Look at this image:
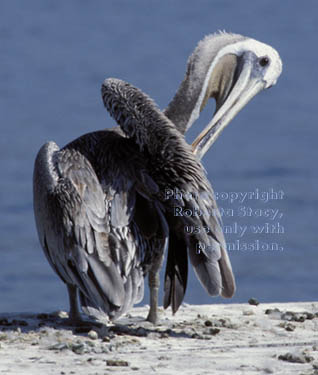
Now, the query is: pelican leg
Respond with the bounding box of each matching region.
[146,249,165,324]
[64,284,103,328]
[67,284,82,322]
[146,269,160,324]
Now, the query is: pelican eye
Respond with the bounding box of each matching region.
[259,56,270,67]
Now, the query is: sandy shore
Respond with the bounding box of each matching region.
[0,302,317,375]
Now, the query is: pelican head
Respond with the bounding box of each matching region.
[165,32,282,160]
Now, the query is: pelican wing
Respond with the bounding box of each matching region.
[33,142,128,315]
[34,135,169,319]
[101,79,235,314]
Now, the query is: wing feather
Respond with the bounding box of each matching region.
[34,137,168,320]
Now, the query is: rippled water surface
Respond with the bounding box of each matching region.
[0,1,317,313]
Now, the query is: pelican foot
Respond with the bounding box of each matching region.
[146,308,158,325]
[58,311,104,330]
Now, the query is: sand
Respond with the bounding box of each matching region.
[0,302,317,375]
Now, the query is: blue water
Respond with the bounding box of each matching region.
[0,1,317,313]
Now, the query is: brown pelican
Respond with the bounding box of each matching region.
[33,32,282,324]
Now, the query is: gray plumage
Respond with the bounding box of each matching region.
[102,78,235,311]
[33,31,282,323]
[34,129,171,321]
